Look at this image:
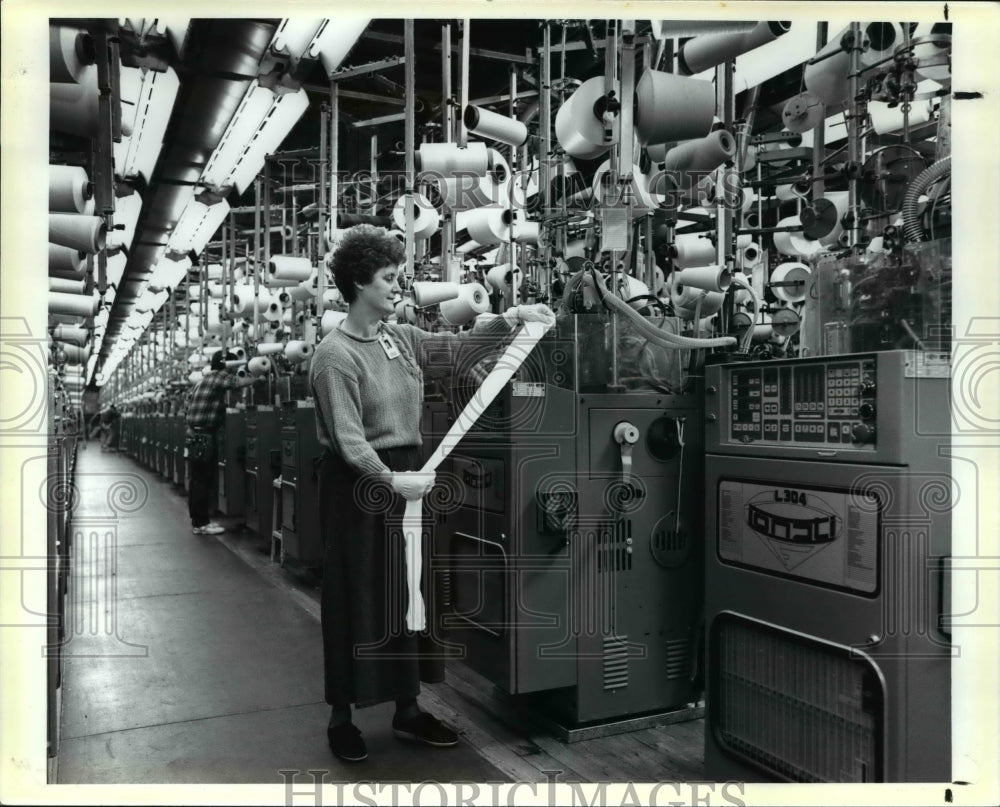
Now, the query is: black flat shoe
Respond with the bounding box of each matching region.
[327,722,368,762]
[392,712,459,747]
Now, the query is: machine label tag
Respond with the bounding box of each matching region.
[512,381,545,397]
[906,350,951,378]
[719,480,880,593]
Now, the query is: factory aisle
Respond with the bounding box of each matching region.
[55,444,510,784]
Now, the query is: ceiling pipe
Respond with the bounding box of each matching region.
[100,19,280,365]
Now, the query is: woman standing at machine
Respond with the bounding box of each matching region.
[310,224,555,762]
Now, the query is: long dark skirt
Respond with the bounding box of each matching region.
[319,446,445,708]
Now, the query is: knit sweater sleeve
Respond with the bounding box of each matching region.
[391,314,513,370]
[311,364,391,478]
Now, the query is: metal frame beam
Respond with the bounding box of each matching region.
[362,29,533,64]
[328,56,405,82]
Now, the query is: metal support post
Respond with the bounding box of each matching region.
[404,20,416,280]
[317,100,329,322]
[846,22,864,250]
[441,24,455,281]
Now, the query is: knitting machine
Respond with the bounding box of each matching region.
[169,410,185,487]
[702,351,952,782]
[242,405,282,541]
[428,313,706,734]
[277,399,324,565]
[213,408,246,518]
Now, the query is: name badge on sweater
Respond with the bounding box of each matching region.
[378,332,401,359]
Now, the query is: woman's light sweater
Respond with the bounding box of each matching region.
[309,318,510,477]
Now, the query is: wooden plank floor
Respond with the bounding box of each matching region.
[432,662,704,783]
[220,528,705,784]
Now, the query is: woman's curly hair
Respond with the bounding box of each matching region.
[328,225,405,303]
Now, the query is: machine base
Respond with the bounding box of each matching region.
[493,686,704,743]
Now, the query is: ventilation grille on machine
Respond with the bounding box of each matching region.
[654,527,686,553]
[651,514,691,568]
[603,635,629,690]
[665,636,690,680]
[712,616,883,782]
[597,520,633,573]
[440,568,452,609]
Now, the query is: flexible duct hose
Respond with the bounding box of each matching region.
[902,156,951,243]
[589,267,738,349]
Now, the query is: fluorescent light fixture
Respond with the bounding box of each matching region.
[308,18,370,75]
[106,251,128,287]
[148,254,192,291]
[200,81,310,195]
[167,197,231,255]
[135,288,169,313]
[128,309,155,329]
[270,19,326,61]
[116,66,180,181]
[108,191,143,250]
[261,19,370,89]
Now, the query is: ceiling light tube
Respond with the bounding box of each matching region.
[116,66,180,181]
[167,197,231,255]
[200,81,310,195]
[148,254,192,290]
[106,251,128,287]
[308,18,370,75]
[108,192,143,250]
[270,19,325,61]
[135,288,169,313]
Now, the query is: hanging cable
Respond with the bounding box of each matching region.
[674,417,686,533]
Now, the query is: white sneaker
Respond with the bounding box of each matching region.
[193,524,225,535]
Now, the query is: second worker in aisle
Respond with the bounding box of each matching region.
[184,350,265,535]
[310,224,556,763]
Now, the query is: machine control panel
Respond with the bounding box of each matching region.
[728,357,877,448]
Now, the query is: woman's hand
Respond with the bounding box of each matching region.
[390,470,436,501]
[503,303,557,330]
